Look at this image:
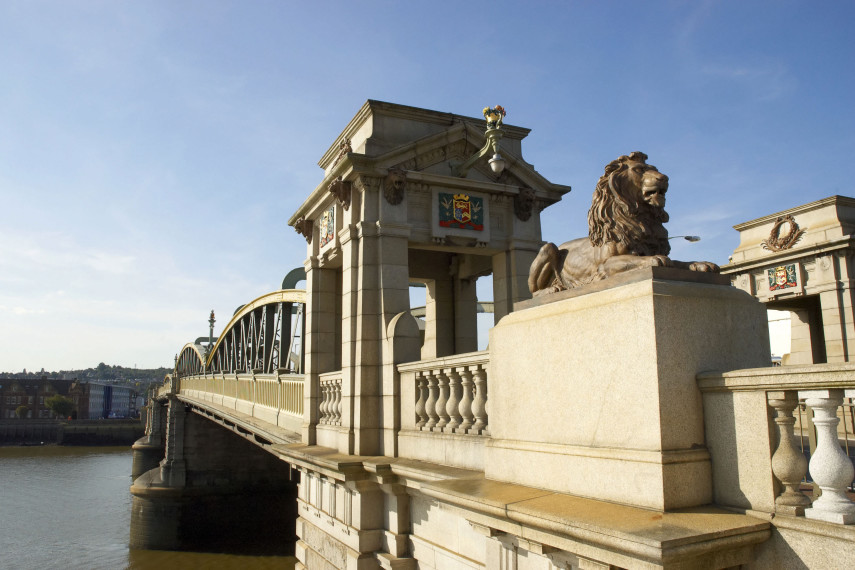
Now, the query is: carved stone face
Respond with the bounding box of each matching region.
[625,159,668,208]
[514,188,536,221]
[384,168,406,205]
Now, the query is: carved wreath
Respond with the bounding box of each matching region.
[761,215,805,252]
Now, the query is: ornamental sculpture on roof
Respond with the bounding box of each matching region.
[528,151,719,295]
[761,214,805,252]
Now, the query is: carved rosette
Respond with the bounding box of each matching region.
[383,167,407,205]
[294,217,313,243]
[328,177,352,211]
[514,188,536,221]
[762,215,805,252]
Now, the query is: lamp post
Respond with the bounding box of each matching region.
[452,105,506,177]
[669,235,701,242]
[206,310,215,356]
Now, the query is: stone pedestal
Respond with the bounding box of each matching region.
[485,268,771,511]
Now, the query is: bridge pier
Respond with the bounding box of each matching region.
[131,395,166,479]
[130,399,299,555]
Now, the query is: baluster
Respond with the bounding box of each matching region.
[803,390,855,524]
[436,369,450,429]
[768,391,811,515]
[446,368,462,431]
[415,373,428,429]
[425,371,439,430]
[471,365,488,434]
[458,367,474,432]
[334,381,342,425]
[320,381,329,424]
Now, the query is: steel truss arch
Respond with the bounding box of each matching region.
[177,343,207,377]
[207,289,306,376]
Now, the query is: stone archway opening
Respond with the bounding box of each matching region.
[766,295,827,365]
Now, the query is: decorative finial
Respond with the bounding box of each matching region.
[483,105,506,129]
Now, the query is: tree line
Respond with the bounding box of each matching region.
[1,362,171,382]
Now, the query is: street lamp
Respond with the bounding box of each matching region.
[452,105,506,177]
[669,235,701,242]
[207,310,216,354]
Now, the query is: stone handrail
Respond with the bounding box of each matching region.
[176,371,304,433]
[318,371,342,426]
[399,351,490,436]
[698,363,855,525]
[156,377,172,399]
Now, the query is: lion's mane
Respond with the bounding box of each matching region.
[586,151,670,257]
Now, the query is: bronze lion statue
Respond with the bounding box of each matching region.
[528,151,719,295]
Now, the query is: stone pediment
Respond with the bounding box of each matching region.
[368,121,550,192]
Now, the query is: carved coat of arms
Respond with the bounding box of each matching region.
[439,193,484,231]
[768,264,798,291]
[320,206,335,247]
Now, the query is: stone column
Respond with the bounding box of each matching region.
[788,308,816,365]
[303,256,340,445]
[491,246,537,323]
[422,278,454,359]
[338,209,360,454]
[454,275,478,354]
[819,288,849,363]
[347,176,411,456]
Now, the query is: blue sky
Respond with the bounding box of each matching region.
[1,1,853,371]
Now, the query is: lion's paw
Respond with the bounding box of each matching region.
[650,255,673,267]
[689,261,720,273]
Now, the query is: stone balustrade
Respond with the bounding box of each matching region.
[400,351,490,436]
[699,364,855,525]
[318,371,342,426]
[173,371,304,435]
[157,377,173,399]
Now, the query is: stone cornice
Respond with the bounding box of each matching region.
[288,151,571,226]
[733,195,855,231]
[721,235,855,274]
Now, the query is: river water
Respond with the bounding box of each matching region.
[0,445,296,569]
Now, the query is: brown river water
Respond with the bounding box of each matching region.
[0,445,296,569]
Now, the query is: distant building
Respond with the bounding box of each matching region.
[724,195,855,364]
[0,377,139,420]
[0,378,73,419]
[69,381,138,419]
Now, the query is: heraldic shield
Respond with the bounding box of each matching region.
[768,264,798,291]
[439,192,484,231]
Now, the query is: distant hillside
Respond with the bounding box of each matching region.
[0,362,171,383]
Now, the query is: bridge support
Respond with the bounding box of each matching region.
[130,401,299,555]
[131,396,166,480]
